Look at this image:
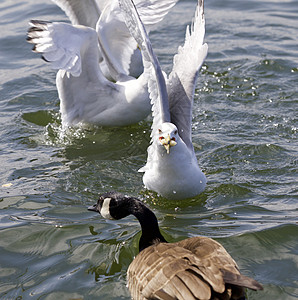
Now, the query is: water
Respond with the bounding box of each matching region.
[0,0,297,299]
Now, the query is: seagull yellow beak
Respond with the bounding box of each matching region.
[160,134,177,154]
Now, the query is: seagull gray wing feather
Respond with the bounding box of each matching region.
[53,0,178,82]
[168,0,208,150]
[135,0,178,25]
[119,0,171,135]
[27,21,125,125]
[51,0,105,28]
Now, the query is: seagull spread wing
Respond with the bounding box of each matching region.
[135,0,178,25]
[27,20,98,77]
[27,20,129,125]
[98,0,179,81]
[96,1,138,81]
[119,0,171,137]
[167,0,208,151]
[51,0,104,28]
[52,0,178,81]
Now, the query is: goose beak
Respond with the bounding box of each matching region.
[162,134,177,154]
[88,204,98,212]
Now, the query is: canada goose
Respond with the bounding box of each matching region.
[26,0,178,127]
[119,0,207,200]
[88,192,263,299]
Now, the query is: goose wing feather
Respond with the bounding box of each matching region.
[178,237,263,292]
[128,237,262,299]
[127,242,214,299]
[221,269,264,291]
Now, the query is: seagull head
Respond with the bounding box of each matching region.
[157,122,178,154]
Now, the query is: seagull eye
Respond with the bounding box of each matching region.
[174,130,178,135]
[158,129,162,134]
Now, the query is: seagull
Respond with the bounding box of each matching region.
[51,0,138,79]
[27,0,178,127]
[119,0,208,199]
[51,0,108,28]
[88,192,263,299]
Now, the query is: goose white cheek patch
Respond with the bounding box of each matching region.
[100,198,114,220]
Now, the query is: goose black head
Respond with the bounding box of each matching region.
[88,192,167,251]
[88,191,137,220]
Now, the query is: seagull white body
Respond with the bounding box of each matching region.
[120,0,208,199]
[53,30,150,126]
[27,0,178,127]
[141,124,206,200]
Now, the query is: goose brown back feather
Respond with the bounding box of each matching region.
[127,237,262,299]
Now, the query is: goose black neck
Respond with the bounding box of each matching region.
[125,197,167,252]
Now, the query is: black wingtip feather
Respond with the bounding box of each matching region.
[27,27,43,33]
[41,55,50,62]
[29,20,52,26]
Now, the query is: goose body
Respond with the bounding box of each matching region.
[88,192,263,299]
[27,0,178,127]
[119,0,207,199]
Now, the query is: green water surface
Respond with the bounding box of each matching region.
[0,0,297,299]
